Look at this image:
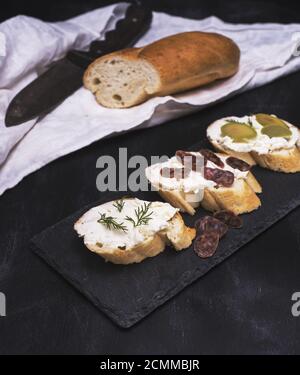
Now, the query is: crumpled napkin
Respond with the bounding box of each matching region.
[1,3,300,195]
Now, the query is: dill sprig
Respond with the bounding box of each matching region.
[125,202,153,227]
[113,198,125,212]
[97,213,127,232]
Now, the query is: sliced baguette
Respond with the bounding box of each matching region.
[199,190,220,212]
[75,208,195,265]
[85,233,167,265]
[158,172,262,215]
[208,116,300,173]
[246,171,262,193]
[205,178,261,214]
[84,32,240,108]
[211,143,300,173]
[251,146,300,173]
[158,189,197,216]
[210,139,257,166]
[149,150,262,215]
[162,212,196,251]
[158,176,261,216]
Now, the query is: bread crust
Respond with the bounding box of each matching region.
[206,179,261,215]
[138,32,240,96]
[163,212,196,250]
[75,212,195,265]
[246,172,262,193]
[154,165,262,215]
[151,151,262,215]
[251,146,300,173]
[84,32,240,108]
[158,189,196,216]
[201,189,220,212]
[85,234,166,265]
[158,178,261,216]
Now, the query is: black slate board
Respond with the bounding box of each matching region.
[31,140,300,328]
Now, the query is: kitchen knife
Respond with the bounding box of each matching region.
[5,2,152,127]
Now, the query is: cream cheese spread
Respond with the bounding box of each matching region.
[74,198,178,251]
[207,115,299,154]
[145,151,249,209]
[145,151,249,193]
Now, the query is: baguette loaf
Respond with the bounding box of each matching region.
[74,198,195,265]
[84,31,240,108]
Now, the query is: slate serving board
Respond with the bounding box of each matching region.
[31,140,300,328]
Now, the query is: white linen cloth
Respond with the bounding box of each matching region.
[0,3,300,195]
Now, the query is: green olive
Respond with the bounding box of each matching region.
[255,113,287,128]
[221,122,257,143]
[261,125,292,138]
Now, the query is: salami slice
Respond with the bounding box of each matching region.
[195,216,228,238]
[175,150,192,163]
[200,149,224,168]
[194,232,219,258]
[160,167,190,180]
[213,210,243,228]
[204,167,234,187]
[226,157,251,172]
[175,150,204,172]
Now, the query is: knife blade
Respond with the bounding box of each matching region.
[5,2,152,127]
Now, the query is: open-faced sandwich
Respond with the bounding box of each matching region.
[74,198,195,264]
[145,149,262,216]
[207,114,300,173]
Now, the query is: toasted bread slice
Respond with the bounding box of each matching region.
[158,178,261,216]
[246,171,262,193]
[205,178,261,214]
[201,190,220,212]
[210,139,257,166]
[147,150,262,216]
[74,202,195,265]
[158,189,196,216]
[162,212,196,251]
[212,142,300,173]
[85,233,167,265]
[251,146,300,173]
[208,115,300,173]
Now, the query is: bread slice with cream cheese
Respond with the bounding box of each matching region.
[146,150,262,216]
[207,114,300,173]
[74,198,195,265]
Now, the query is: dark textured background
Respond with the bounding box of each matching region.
[0,0,300,354]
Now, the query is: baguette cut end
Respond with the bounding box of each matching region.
[84,52,160,108]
